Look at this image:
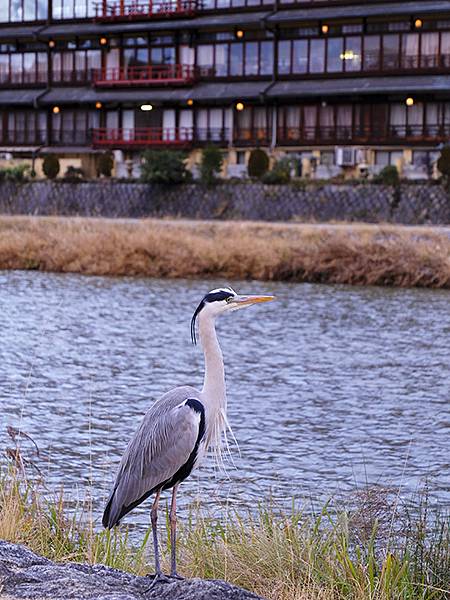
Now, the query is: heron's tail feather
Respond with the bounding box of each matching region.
[102,489,120,529]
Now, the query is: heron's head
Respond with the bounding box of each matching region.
[190,286,274,344]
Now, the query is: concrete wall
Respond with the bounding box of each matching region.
[0,181,448,224]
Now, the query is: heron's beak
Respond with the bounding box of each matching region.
[232,294,275,307]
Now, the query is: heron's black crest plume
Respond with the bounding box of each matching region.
[190,288,235,345]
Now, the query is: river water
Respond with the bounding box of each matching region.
[1,272,449,527]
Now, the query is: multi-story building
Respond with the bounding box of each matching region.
[0,0,449,178]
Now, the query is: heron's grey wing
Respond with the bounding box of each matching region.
[103,398,203,528]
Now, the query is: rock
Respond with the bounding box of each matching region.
[0,541,266,600]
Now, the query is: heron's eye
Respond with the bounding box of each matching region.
[226,296,233,303]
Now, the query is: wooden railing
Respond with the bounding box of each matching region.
[92,127,194,147]
[94,0,197,20]
[0,70,47,87]
[92,65,196,86]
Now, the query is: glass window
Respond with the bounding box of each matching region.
[382,34,400,69]
[0,55,9,83]
[364,36,380,71]
[11,0,23,21]
[402,34,419,69]
[245,42,258,76]
[230,43,243,76]
[0,2,8,22]
[278,40,291,74]
[421,33,439,68]
[441,32,450,68]
[197,45,214,68]
[260,41,273,75]
[327,37,343,73]
[215,44,228,76]
[343,37,361,72]
[292,40,308,73]
[24,0,36,20]
[309,39,325,73]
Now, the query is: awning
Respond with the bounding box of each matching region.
[38,81,267,105]
[267,75,450,99]
[268,1,450,26]
[39,10,270,38]
[0,89,43,105]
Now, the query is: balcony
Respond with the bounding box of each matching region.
[92,65,196,87]
[276,125,450,146]
[94,0,197,21]
[0,71,47,87]
[92,127,194,148]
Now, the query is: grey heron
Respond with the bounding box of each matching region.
[102,286,274,583]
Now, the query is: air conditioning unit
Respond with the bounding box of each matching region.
[335,147,356,166]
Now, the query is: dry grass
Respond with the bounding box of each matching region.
[0,216,449,288]
[1,466,449,600]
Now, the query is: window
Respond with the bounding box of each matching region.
[309,39,325,73]
[402,34,419,69]
[278,41,291,74]
[292,40,308,73]
[343,37,361,72]
[327,37,343,73]
[382,34,400,69]
[230,43,243,76]
[363,36,380,70]
[245,42,258,76]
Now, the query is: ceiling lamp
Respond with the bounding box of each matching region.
[406,97,414,106]
[99,37,108,45]
[140,104,153,111]
[95,101,102,109]
[235,101,245,111]
[52,106,60,114]
[187,98,194,106]
[414,18,423,28]
[321,24,329,34]
[235,29,244,39]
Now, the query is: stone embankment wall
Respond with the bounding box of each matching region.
[0,181,448,224]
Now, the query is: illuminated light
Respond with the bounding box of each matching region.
[414,18,423,28]
[406,97,414,106]
[140,104,153,111]
[48,39,55,48]
[52,106,60,114]
[340,50,359,61]
[235,101,245,111]
[321,24,329,34]
[187,98,194,106]
[235,29,244,39]
[99,37,108,45]
[95,101,102,109]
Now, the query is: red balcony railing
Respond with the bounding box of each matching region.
[92,65,196,87]
[94,0,196,20]
[92,127,194,147]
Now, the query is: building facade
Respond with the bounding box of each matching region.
[0,0,449,178]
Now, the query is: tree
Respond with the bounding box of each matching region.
[42,154,60,180]
[373,165,400,186]
[98,152,114,177]
[262,158,292,184]
[200,146,223,185]
[140,149,190,184]
[247,148,269,179]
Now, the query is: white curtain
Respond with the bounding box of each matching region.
[196,109,208,140]
[163,109,176,140]
[421,33,439,67]
[122,110,134,141]
[179,46,195,66]
[402,34,419,68]
[179,110,193,140]
[390,103,406,136]
[209,108,223,140]
[303,106,317,139]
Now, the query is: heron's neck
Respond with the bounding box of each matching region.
[199,313,226,405]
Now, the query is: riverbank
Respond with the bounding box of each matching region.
[0,216,449,288]
[0,468,448,600]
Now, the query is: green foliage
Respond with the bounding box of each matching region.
[63,166,84,182]
[373,165,400,186]
[98,152,114,178]
[42,154,60,180]
[247,148,269,179]
[0,164,30,182]
[437,146,450,180]
[199,146,223,185]
[261,158,292,185]
[140,149,190,184]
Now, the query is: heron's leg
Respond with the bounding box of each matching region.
[169,483,183,579]
[151,489,162,576]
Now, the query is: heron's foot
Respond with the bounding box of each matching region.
[169,571,185,580]
[144,572,173,591]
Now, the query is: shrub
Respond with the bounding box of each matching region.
[199,146,223,185]
[140,149,189,184]
[0,164,30,182]
[373,165,400,186]
[437,146,450,188]
[42,154,60,180]
[63,166,84,182]
[98,152,114,178]
[247,148,269,179]
[261,158,291,185]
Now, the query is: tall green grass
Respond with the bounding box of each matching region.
[0,465,448,600]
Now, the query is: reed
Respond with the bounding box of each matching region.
[0,466,448,600]
[0,216,449,288]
